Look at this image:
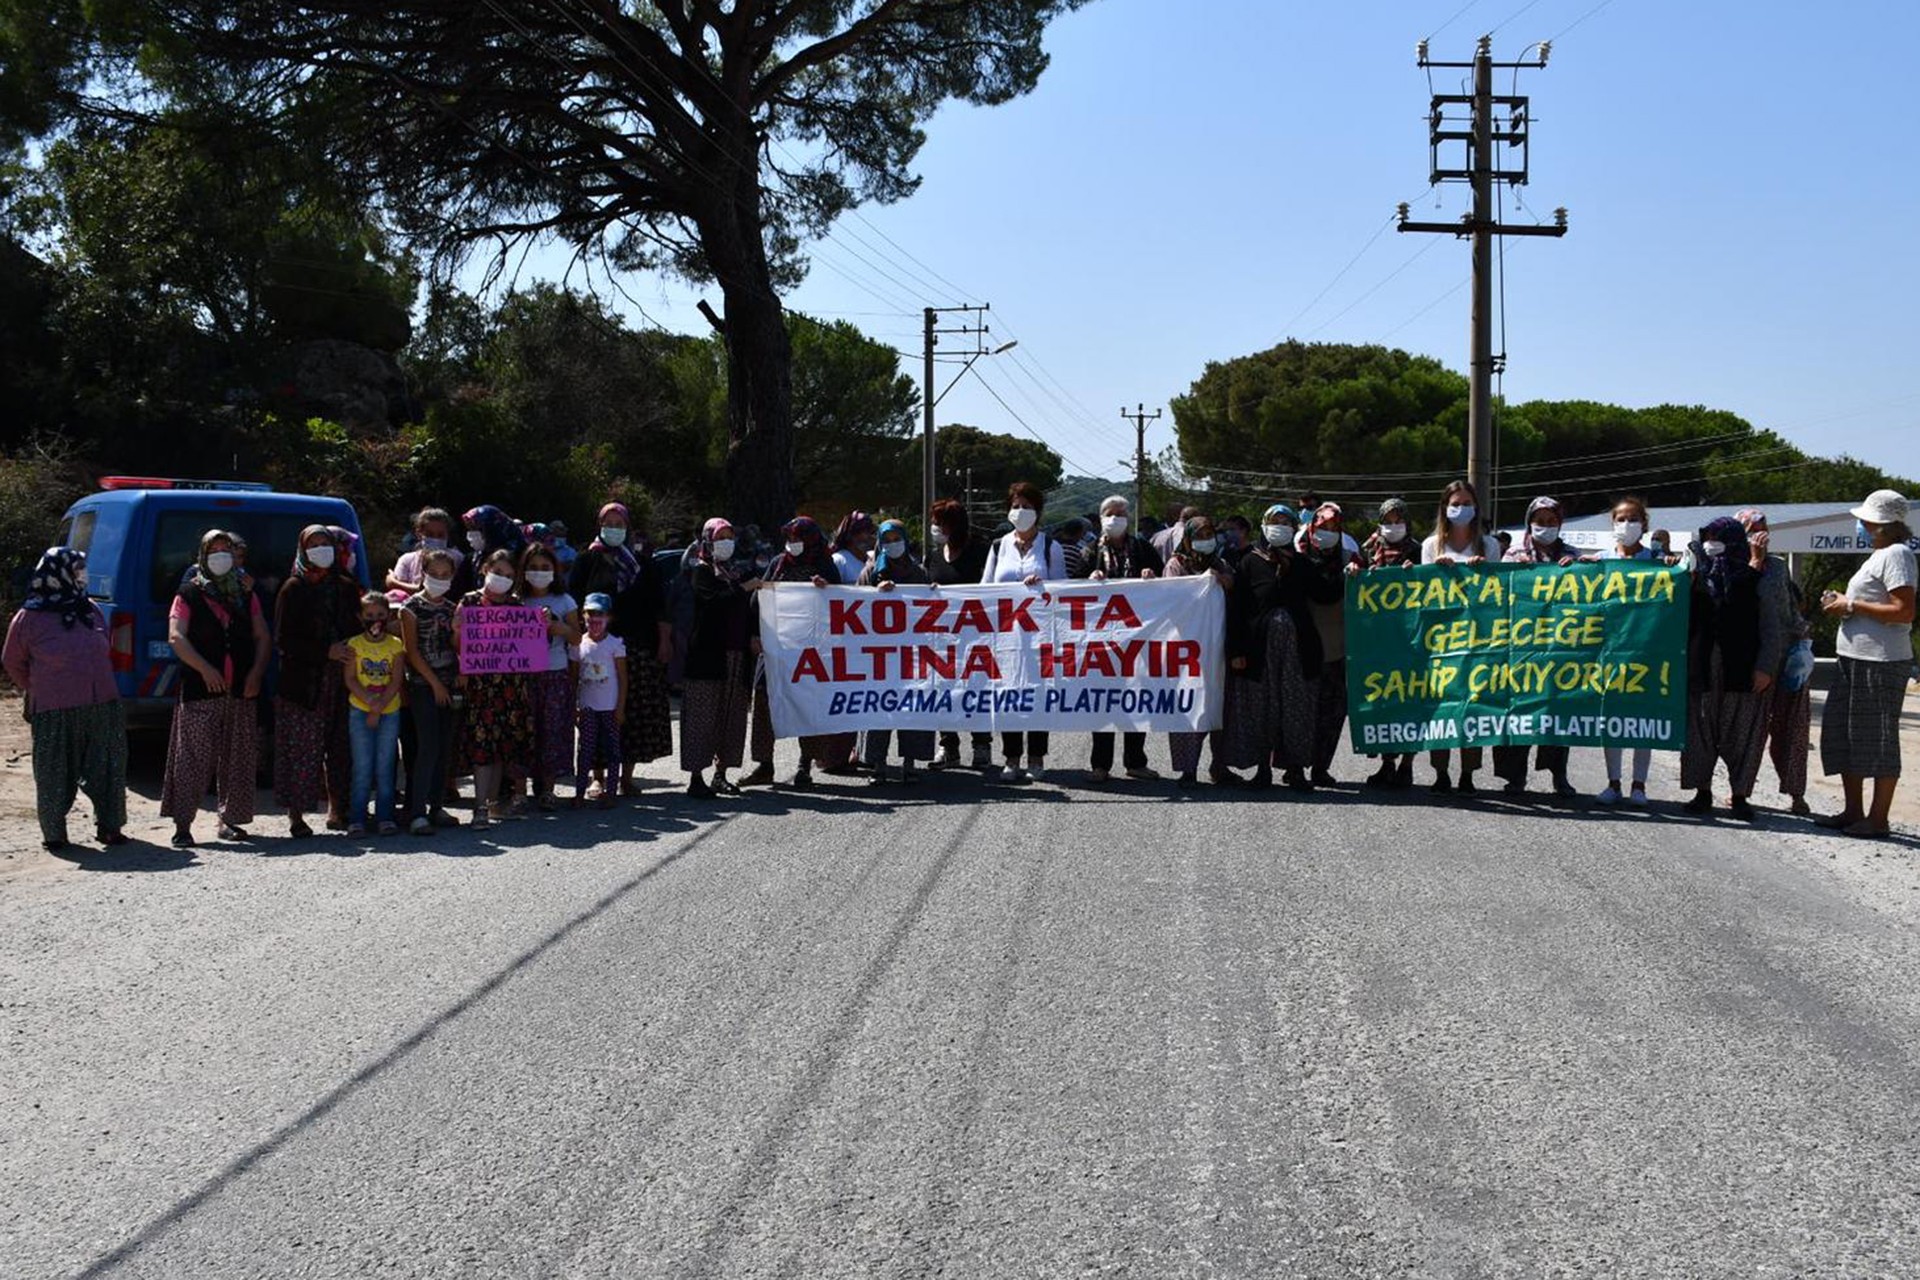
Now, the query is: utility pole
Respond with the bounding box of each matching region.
[1400,35,1567,522]
[1121,403,1162,522]
[922,303,991,529]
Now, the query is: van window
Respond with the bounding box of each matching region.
[150,510,351,605]
[64,507,129,601]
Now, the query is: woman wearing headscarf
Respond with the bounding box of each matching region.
[1163,516,1236,789]
[568,502,673,794]
[274,525,359,837]
[1817,490,1917,839]
[982,482,1067,782]
[1297,502,1358,786]
[1359,498,1420,787]
[1421,480,1502,793]
[1219,505,1315,789]
[1488,497,1579,797]
[1080,494,1163,782]
[746,516,839,789]
[161,530,270,847]
[462,505,526,563]
[453,549,537,826]
[829,511,877,591]
[1738,508,1813,816]
[856,520,938,784]
[926,499,995,771]
[682,517,756,797]
[3,548,128,850]
[1681,515,1788,820]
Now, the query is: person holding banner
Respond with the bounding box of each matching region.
[926,499,996,771]
[1681,516,1789,820]
[1081,494,1162,782]
[1223,504,1316,789]
[856,520,938,784]
[454,550,536,828]
[1164,517,1235,789]
[983,482,1066,782]
[1360,499,1420,789]
[1298,503,1360,787]
[1818,490,1916,839]
[1588,495,1662,805]
[1421,481,1503,794]
[682,518,755,799]
[746,516,839,790]
[1492,497,1580,797]
[829,511,877,595]
[1739,508,1815,816]
[519,543,580,813]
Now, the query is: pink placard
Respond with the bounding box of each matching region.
[459,604,549,675]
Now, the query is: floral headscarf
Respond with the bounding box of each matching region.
[872,519,917,579]
[463,505,525,558]
[326,525,359,577]
[1299,503,1350,563]
[769,516,834,583]
[1364,498,1417,568]
[1696,515,1754,603]
[696,517,744,580]
[291,523,336,580]
[1175,516,1219,574]
[831,510,876,554]
[590,502,642,594]
[1510,496,1566,564]
[23,547,93,629]
[191,529,251,606]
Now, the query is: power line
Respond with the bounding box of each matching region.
[1550,0,1618,41]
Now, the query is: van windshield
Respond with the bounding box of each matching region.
[151,511,346,605]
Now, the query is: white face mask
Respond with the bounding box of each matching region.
[1008,507,1039,533]
[1264,524,1293,547]
[599,526,627,547]
[1531,525,1561,544]
[466,530,486,552]
[1102,514,1129,537]
[930,527,949,547]
[423,575,452,598]
[1379,522,1408,544]
[484,572,516,596]
[881,539,906,559]
[525,569,554,589]
[306,544,335,570]
[1614,520,1644,545]
[1701,540,1727,558]
[1191,538,1218,556]
[710,539,736,562]
[421,536,447,551]
[784,541,805,558]
[1446,504,1476,526]
[1312,529,1340,551]
[205,551,235,577]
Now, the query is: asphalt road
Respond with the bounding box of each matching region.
[4,737,1919,1279]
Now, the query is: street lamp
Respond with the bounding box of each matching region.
[924,338,1018,529]
[933,340,1018,409]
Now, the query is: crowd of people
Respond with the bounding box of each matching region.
[3,487,1914,853]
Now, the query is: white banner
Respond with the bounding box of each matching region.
[757,576,1226,737]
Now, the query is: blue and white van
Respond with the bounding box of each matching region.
[55,477,368,716]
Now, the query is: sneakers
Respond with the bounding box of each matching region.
[1596,785,1622,806]
[346,823,366,838]
[970,746,994,770]
[409,816,434,836]
[1628,785,1649,808]
[429,809,463,828]
[377,821,400,837]
[932,746,959,769]
[1007,764,1031,783]
[1026,764,1047,783]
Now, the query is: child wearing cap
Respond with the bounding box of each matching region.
[573,593,627,807]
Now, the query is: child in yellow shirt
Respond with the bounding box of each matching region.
[344,592,407,836]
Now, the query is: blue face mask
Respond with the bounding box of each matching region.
[1858,520,1873,545]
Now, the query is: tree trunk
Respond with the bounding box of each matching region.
[701,153,794,540]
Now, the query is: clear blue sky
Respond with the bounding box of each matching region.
[512,0,1920,486]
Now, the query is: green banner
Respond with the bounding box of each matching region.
[1344,562,1691,755]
